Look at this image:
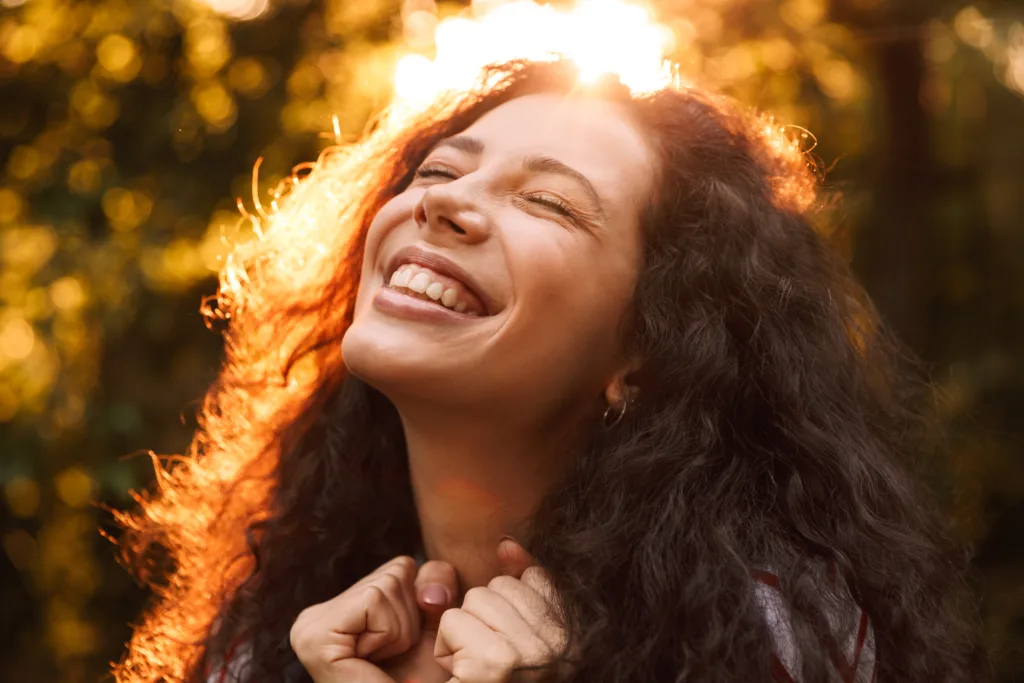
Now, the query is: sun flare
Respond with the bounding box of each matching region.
[394,0,675,109]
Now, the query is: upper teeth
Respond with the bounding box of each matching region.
[389,264,474,314]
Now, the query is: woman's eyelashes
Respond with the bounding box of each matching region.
[414,163,459,181]
[518,192,580,221]
[413,162,585,226]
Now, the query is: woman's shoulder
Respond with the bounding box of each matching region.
[752,569,876,683]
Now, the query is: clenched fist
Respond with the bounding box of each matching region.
[433,538,569,683]
[290,539,568,683]
[289,555,457,683]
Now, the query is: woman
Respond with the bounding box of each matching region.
[116,59,985,683]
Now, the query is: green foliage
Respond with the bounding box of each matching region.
[0,1,1021,681]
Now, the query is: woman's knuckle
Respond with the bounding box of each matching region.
[290,610,316,642]
[364,584,387,608]
[521,567,542,582]
[291,607,310,628]
[437,608,459,632]
[289,624,312,655]
[376,572,401,593]
[463,586,489,608]
[393,555,417,573]
[487,575,517,593]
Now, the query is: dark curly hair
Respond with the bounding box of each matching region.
[115,58,987,683]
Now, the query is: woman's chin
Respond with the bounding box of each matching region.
[341,323,461,395]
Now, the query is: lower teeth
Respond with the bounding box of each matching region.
[391,285,453,310]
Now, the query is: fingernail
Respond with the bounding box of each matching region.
[421,583,450,606]
[499,534,516,544]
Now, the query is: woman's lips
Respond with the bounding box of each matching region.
[373,286,485,323]
[385,263,487,315]
[383,244,497,314]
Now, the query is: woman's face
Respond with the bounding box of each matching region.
[343,93,656,424]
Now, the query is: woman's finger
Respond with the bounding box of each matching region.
[354,555,417,588]
[435,608,519,683]
[415,560,460,631]
[379,558,421,650]
[354,584,403,660]
[363,572,419,662]
[486,574,566,652]
[291,555,426,682]
[460,586,552,665]
[520,567,556,605]
[496,537,534,579]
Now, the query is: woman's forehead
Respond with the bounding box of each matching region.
[455,93,656,214]
[462,93,644,157]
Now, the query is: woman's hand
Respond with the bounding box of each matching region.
[290,555,457,683]
[433,539,568,683]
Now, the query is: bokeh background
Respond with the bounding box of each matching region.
[0,0,1022,681]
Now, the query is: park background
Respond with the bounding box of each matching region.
[0,0,1022,681]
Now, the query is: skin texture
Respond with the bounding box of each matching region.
[341,94,653,592]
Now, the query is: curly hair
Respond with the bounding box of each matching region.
[114,59,987,683]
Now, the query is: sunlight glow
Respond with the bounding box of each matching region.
[198,0,270,22]
[393,0,674,109]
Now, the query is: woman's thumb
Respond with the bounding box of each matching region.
[496,536,534,579]
[415,560,459,632]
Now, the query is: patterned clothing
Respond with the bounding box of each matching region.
[754,570,877,683]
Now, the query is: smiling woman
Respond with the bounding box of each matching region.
[114,59,986,683]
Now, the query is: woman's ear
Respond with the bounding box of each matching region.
[603,357,643,409]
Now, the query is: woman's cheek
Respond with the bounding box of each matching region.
[356,197,416,303]
[506,234,606,351]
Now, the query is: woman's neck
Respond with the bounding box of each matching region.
[400,415,574,593]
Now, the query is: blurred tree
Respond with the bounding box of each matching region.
[0,1,1021,682]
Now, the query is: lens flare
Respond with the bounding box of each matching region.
[394,0,674,109]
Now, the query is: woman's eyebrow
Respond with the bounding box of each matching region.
[430,135,608,220]
[521,154,607,220]
[432,134,485,156]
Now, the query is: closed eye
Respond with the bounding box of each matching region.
[525,192,580,221]
[414,163,591,230]
[414,164,459,181]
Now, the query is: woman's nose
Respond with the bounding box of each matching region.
[413,183,490,243]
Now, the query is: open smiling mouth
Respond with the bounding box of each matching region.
[385,263,489,317]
